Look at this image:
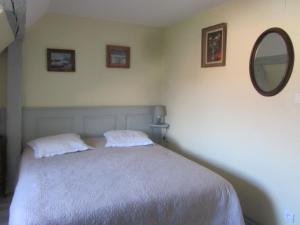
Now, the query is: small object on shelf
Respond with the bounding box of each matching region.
[153,106,166,124]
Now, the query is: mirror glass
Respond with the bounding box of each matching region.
[250,28,294,96]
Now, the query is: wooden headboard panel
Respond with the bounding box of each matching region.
[22,106,156,144]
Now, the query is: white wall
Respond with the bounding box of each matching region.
[23,13,164,107]
[163,0,300,224]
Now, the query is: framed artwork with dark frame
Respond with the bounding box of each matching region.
[201,23,227,67]
[106,45,130,68]
[47,49,76,72]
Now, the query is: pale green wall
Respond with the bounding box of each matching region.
[163,0,300,225]
[23,13,164,107]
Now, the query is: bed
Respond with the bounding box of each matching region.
[9,137,245,225]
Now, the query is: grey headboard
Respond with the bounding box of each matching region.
[23,106,157,144]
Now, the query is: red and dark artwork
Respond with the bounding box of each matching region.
[201,23,227,67]
[207,30,222,63]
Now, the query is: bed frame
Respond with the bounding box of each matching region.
[22,106,159,144]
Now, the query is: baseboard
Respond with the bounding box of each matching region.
[245,216,260,225]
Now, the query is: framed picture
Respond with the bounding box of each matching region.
[106,45,130,68]
[47,49,76,72]
[201,23,227,67]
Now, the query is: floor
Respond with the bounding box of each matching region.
[0,197,10,225]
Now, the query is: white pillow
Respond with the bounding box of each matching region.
[28,133,93,158]
[104,130,153,147]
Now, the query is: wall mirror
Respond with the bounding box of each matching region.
[250,28,294,96]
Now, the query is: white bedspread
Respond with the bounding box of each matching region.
[9,137,245,225]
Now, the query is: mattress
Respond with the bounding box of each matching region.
[9,137,245,225]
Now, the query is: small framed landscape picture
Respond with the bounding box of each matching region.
[201,23,227,67]
[47,49,76,72]
[106,45,130,68]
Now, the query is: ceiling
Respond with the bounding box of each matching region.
[26,0,51,27]
[26,0,227,28]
